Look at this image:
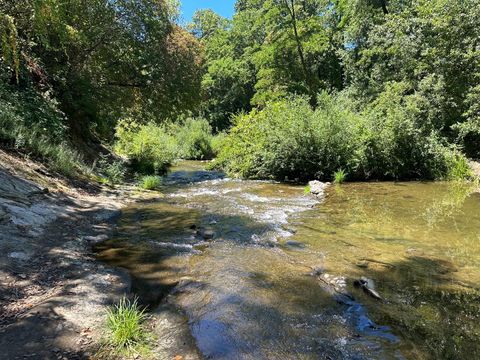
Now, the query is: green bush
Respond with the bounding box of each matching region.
[213,94,363,181]
[139,175,161,190]
[48,143,85,177]
[213,92,470,182]
[114,120,177,175]
[173,117,214,160]
[0,82,85,176]
[444,151,473,180]
[358,83,471,180]
[211,132,227,157]
[115,118,218,174]
[96,155,126,184]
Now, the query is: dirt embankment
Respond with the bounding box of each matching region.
[0,150,202,360]
[0,150,135,359]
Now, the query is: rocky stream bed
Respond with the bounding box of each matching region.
[1,156,480,360]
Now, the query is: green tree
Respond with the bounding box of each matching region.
[340,0,480,156]
[190,8,256,130]
[1,0,203,141]
[250,0,343,105]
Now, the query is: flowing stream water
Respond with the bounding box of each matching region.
[95,161,480,359]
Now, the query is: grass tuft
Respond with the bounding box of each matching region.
[139,175,161,190]
[104,297,148,355]
[333,169,347,184]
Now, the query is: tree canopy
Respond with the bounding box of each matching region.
[1,0,479,177]
[1,0,203,140]
[191,0,480,158]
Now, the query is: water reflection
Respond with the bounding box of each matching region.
[293,181,480,359]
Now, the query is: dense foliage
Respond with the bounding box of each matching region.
[1,0,479,182]
[114,117,216,174]
[213,94,470,181]
[0,0,202,168]
[114,120,178,174]
[0,79,84,175]
[35,0,200,135]
[192,0,480,179]
[172,117,214,160]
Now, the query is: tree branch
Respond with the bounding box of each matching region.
[283,0,315,99]
[106,82,147,88]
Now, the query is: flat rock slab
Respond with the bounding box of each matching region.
[0,161,131,359]
[0,169,44,199]
[151,303,202,360]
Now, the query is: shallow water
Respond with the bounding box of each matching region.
[95,161,480,359]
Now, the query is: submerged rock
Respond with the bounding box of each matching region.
[285,240,306,249]
[202,229,215,240]
[28,188,49,197]
[8,251,30,261]
[193,242,210,251]
[356,260,369,268]
[94,209,121,223]
[84,234,109,244]
[0,207,8,222]
[193,225,215,240]
[308,266,324,276]
[320,273,347,290]
[354,277,383,300]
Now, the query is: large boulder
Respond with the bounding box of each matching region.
[308,180,329,197]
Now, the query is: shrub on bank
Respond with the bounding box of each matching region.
[173,117,214,160]
[358,84,472,180]
[114,120,177,174]
[213,94,362,181]
[0,83,85,176]
[115,117,219,174]
[98,296,151,358]
[334,170,347,183]
[211,131,227,156]
[213,92,471,181]
[96,154,126,185]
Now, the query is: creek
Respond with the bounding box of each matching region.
[95,161,480,359]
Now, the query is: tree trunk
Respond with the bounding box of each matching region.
[380,0,389,15]
[283,0,316,101]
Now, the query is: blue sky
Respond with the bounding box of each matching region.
[180,0,235,23]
